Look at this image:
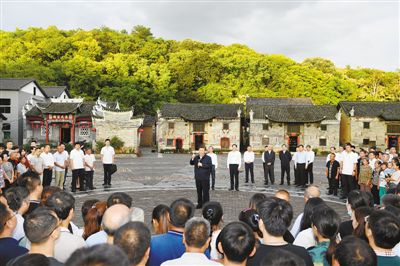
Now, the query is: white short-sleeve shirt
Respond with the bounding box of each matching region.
[84,154,96,171]
[342,151,358,175]
[70,149,84,170]
[101,146,115,164]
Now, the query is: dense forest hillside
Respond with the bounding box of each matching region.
[1,26,399,114]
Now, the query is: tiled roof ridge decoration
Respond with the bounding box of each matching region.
[339,101,400,120]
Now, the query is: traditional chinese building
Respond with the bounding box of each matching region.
[156,103,243,152]
[338,101,400,150]
[247,98,340,152]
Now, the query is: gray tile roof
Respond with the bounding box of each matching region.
[25,102,93,117]
[42,86,71,98]
[0,78,48,97]
[339,101,400,121]
[259,105,337,123]
[143,115,156,126]
[246,97,313,107]
[160,103,243,121]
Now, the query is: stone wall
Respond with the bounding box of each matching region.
[349,117,387,149]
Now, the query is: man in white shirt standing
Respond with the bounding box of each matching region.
[340,143,358,199]
[294,145,307,188]
[60,144,70,190]
[40,144,55,187]
[69,142,85,192]
[53,145,69,189]
[305,145,315,185]
[227,144,241,191]
[243,145,255,184]
[101,138,115,188]
[84,148,96,190]
[207,146,218,190]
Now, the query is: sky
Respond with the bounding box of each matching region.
[1,0,399,71]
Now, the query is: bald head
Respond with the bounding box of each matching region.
[102,204,131,237]
[304,185,321,202]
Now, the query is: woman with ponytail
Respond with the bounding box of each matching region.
[82,201,107,240]
[202,201,223,261]
[308,205,341,266]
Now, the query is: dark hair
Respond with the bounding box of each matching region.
[107,192,132,208]
[249,193,267,209]
[238,208,262,238]
[17,171,41,193]
[40,186,62,206]
[347,190,369,210]
[81,199,100,221]
[0,202,10,234]
[184,217,211,248]
[66,244,129,266]
[298,144,304,148]
[4,187,29,212]
[257,197,293,237]
[105,138,111,142]
[300,197,325,231]
[217,221,255,263]
[333,236,376,266]
[367,209,400,249]
[202,201,223,226]
[114,222,151,266]
[169,198,195,228]
[7,253,50,266]
[24,208,59,243]
[381,194,400,208]
[83,201,107,240]
[259,249,306,266]
[353,207,373,241]
[385,205,400,219]
[45,191,75,220]
[151,204,169,234]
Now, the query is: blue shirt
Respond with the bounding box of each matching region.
[0,237,28,265]
[85,230,107,247]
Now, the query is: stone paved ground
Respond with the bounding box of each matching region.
[69,149,347,228]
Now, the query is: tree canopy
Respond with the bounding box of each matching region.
[1,26,398,114]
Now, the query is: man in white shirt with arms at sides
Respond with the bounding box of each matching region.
[305,145,315,185]
[244,145,255,184]
[101,138,115,188]
[69,142,85,193]
[40,144,55,187]
[340,143,358,200]
[53,145,69,189]
[84,148,96,190]
[207,146,218,190]
[227,144,241,191]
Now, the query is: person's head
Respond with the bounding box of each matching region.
[20,156,27,165]
[329,153,336,161]
[168,198,195,229]
[0,202,17,236]
[217,221,256,264]
[330,146,336,153]
[365,209,400,250]
[281,144,287,151]
[247,145,252,152]
[304,185,321,202]
[198,146,206,156]
[18,171,43,198]
[259,249,306,266]
[338,146,344,153]
[202,201,223,229]
[332,236,376,266]
[114,222,151,266]
[381,162,388,170]
[346,190,370,217]
[257,197,293,237]
[4,187,30,214]
[85,148,92,155]
[7,253,51,266]
[81,199,100,220]
[232,144,238,151]
[359,149,366,158]
[208,146,214,153]
[102,204,131,242]
[361,158,369,166]
[24,208,60,245]
[394,160,400,170]
[107,192,132,208]
[352,206,373,241]
[300,197,326,231]
[183,217,211,252]
[381,193,400,209]
[249,193,266,210]
[44,144,50,153]
[306,145,311,151]
[275,189,290,202]
[66,244,130,266]
[368,152,375,160]
[345,143,352,152]
[267,144,272,151]
[2,153,9,162]
[74,142,81,150]
[105,138,111,146]
[40,186,62,206]
[383,153,390,162]
[238,208,262,239]
[298,144,304,152]
[45,191,75,224]
[151,204,170,235]
[34,147,42,156]
[83,201,107,240]
[6,140,13,150]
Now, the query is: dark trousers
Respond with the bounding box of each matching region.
[245,162,254,183]
[371,185,380,205]
[72,168,85,191]
[63,167,68,189]
[196,179,210,207]
[281,164,290,184]
[328,177,338,195]
[306,163,314,184]
[342,174,355,197]
[211,165,216,189]
[263,163,275,184]
[229,164,239,190]
[43,168,53,187]
[86,170,94,189]
[294,165,299,185]
[103,164,113,185]
[297,163,306,185]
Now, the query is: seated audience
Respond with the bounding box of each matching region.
[82,201,107,240]
[114,221,151,266]
[352,206,372,241]
[0,202,28,265]
[365,209,400,265]
[148,198,195,266]
[152,204,170,235]
[202,201,224,260]
[381,193,400,209]
[248,193,266,209]
[217,221,256,266]
[162,217,221,265]
[275,189,290,202]
[332,236,377,266]
[45,191,86,263]
[107,192,145,222]
[4,186,29,241]
[17,171,43,218]
[247,197,313,266]
[65,244,130,266]
[40,186,62,206]
[259,249,306,266]
[238,208,263,243]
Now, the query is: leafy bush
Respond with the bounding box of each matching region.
[110,136,124,151]
[95,136,125,153]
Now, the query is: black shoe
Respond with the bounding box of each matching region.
[71,189,76,193]
[287,183,291,186]
[211,187,215,190]
[235,189,239,191]
[229,188,234,191]
[102,183,106,187]
[196,205,202,209]
[280,182,284,185]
